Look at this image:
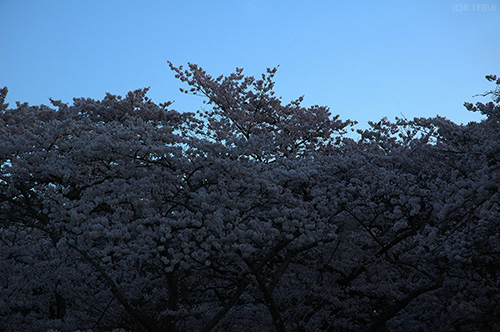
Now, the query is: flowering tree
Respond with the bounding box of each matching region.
[167,62,354,161]
[0,71,498,331]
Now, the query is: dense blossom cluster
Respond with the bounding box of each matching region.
[0,69,498,331]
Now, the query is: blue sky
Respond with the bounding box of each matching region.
[1,0,499,128]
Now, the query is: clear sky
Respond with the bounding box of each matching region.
[1,0,499,128]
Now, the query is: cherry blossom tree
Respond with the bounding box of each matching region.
[0,71,498,331]
[167,62,354,161]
